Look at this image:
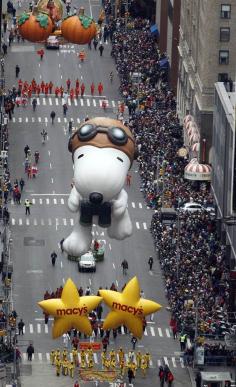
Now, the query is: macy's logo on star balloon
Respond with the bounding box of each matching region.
[56,306,88,316]
[112,302,143,316]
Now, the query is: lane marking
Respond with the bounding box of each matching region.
[37,324,41,333]
[112,263,116,269]
[49,163,52,169]
[70,218,74,226]
[143,222,147,230]
[45,325,48,334]
[158,327,163,337]
[150,327,155,336]
[172,357,177,367]
[136,222,140,229]
[51,178,54,184]
[109,243,112,250]
[139,203,142,208]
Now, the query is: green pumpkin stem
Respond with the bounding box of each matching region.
[18,12,30,26]
[36,13,49,28]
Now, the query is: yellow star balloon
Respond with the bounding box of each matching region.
[38,278,102,339]
[99,276,161,339]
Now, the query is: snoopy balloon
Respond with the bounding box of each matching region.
[63,117,136,257]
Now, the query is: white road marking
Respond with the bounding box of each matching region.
[19,218,22,225]
[32,117,35,123]
[132,202,135,208]
[46,198,50,204]
[55,98,59,105]
[150,327,155,336]
[49,98,52,105]
[51,178,54,184]
[80,99,84,106]
[180,357,185,368]
[109,243,112,250]
[19,117,22,123]
[49,163,52,169]
[38,117,41,122]
[45,117,48,123]
[12,117,16,123]
[29,324,34,333]
[37,98,40,105]
[166,328,171,337]
[59,64,61,68]
[37,324,41,333]
[32,198,36,204]
[157,359,162,367]
[68,98,71,106]
[58,117,61,123]
[48,218,52,226]
[43,98,46,105]
[163,357,169,366]
[61,198,64,205]
[61,75,63,79]
[45,325,49,334]
[87,99,90,106]
[172,357,177,367]
[26,218,30,226]
[93,353,98,363]
[143,222,147,230]
[89,278,92,285]
[34,218,37,226]
[12,218,15,225]
[112,263,116,269]
[139,203,142,208]
[136,222,140,229]
[70,218,74,226]
[144,329,148,336]
[25,117,28,122]
[63,218,67,226]
[62,278,65,284]
[116,280,119,287]
[53,198,57,204]
[158,327,163,337]
[39,198,43,204]
[93,99,96,106]
[112,100,115,107]
[46,353,50,361]
[77,118,80,123]
[60,261,63,269]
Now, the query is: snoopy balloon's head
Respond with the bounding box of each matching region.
[68,117,135,201]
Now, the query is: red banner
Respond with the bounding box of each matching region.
[79,342,101,351]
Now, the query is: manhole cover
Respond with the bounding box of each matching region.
[24,237,45,246]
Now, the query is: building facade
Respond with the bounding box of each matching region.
[157,0,181,94]
[212,82,236,311]
[177,1,236,160]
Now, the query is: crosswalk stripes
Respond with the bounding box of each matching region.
[21,323,171,338]
[26,97,121,109]
[10,217,148,230]
[10,198,146,209]
[20,352,185,369]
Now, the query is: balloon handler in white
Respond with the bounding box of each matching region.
[63,117,136,257]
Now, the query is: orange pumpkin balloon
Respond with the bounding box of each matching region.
[61,8,97,45]
[18,11,53,42]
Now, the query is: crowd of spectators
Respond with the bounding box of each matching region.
[109,15,231,349]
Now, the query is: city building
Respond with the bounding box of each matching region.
[212,82,236,311]
[156,0,181,94]
[177,1,236,160]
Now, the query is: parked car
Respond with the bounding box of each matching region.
[180,202,203,212]
[46,35,59,49]
[78,251,96,272]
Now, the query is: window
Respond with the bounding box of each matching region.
[219,50,229,64]
[218,73,228,82]
[221,4,231,18]
[220,27,230,42]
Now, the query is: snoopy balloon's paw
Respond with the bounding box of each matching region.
[108,210,132,240]
[68,198,79,213]
[63,233,90,257]
[112,199,127,219]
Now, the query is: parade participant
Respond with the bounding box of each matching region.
[62,358,69,376]
[110,356,116,370]
[109,349,116,363]
[44,83,49,97]
[15,64,20,78]
[50,349,55,365]
[78,50,86,62]
[37,48,45,60]
[66,78,71,91]
[70,88,74,100]
[90,82,95,96]
[98,82,103,96]
[88,355,94,369]
[55,348,60,359]
[136,351,142,368]
[49,81,53,94]
[18,319,25,335]
[62,348,68,361]
[118,347,124,365]
[55,356,61,376]
[169,316,178,339]
[140,355,147,377]
[36,84,40,97]
[80,351,86,369]
[72,347,78,366]
[32,97,37,111]
[41,129,47,144]
[50,110,56,124]
[98,43,104,56]
[68,361,75,377]
[127,367,135,384]
[19,178,25,192]
[121,259,128,275]
[104,357,110,370]
[167,370,174,386]
[75,85,80,98]
[55,86,59,97]
[59,86,64,98]
[34,151,40,164]
[18,79,23,91]
[27,85,32,98]
[102,98,107,110]
[128,350,135,362]
[144,352,151,368]
[101,350,106,368]
[148,256,154,270]
[81,83,85,97]
[51,251,57,266]
[86,346,93,365]
[159,366,165,387]
[131,336,137,350]
[40,81,45,94]
[75,79,80,89]
[31,164,38,178]
[31,78,37,92]
[74,381,79,387]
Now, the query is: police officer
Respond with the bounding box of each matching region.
[148,256,154,270]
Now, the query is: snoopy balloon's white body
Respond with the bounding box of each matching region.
[63,118,135,257]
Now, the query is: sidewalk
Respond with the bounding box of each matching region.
[188,365,236,386]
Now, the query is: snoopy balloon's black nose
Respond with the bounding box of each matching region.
[89,192,103,204]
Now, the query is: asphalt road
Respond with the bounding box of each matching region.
[4,1,191,386]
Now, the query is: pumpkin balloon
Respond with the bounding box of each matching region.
[61,7,97,45]
[37,0,63,22]
[18,11,53,42]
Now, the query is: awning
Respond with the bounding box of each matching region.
[184,161,212,181]
[200,372,233,382]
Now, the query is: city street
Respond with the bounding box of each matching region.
[4,1,191,385]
